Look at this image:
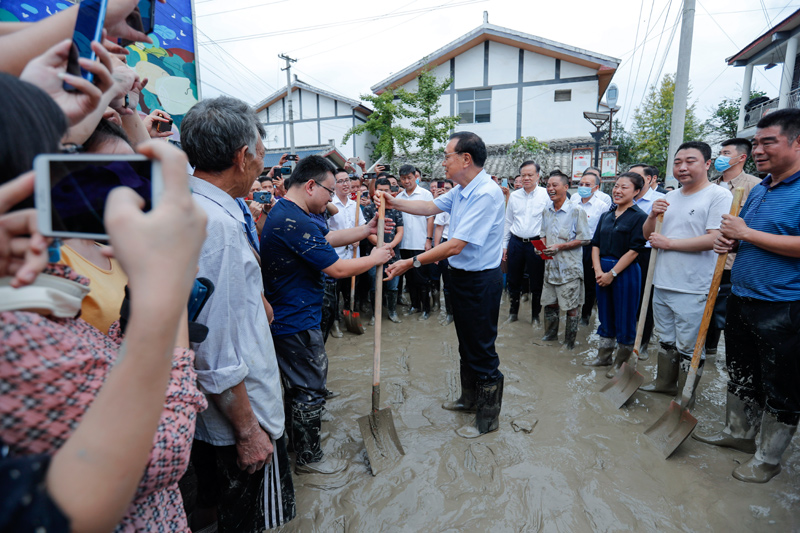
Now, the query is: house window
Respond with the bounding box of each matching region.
[554,89,571,102]
[458,89,491,124]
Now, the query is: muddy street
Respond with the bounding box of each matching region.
[280,299,800,532]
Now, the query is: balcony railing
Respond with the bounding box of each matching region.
[743,87,800,129]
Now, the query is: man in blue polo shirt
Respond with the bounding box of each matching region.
[694,109,800,484]
[383,131,506,439]
[261,155,391,475]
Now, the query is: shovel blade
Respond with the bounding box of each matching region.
[600,362,644,409]
[344,310,365,334]
[357,408,404,476]
[644,400,698,459]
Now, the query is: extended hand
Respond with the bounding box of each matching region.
[719,213,749,241]
[235,425,273,474]
[648,232,671,250]
[713,234,737,255]
[650,198,669,217]
[0,172,50,287]
[384,258,412,281]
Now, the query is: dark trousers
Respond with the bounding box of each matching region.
[707,269,732,351]
[273,329,327,408]
[321,280,337,342]
[449,265,503,381]
[581,246,596,319]
[192,436,295,531]
[596,257,641,345]
[507,236,544,316]
[400,248,431,312]
[725,296,800,425]
[635,249,655,347]
[337,277,355,313]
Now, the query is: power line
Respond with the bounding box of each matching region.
[621,0,645,126]
[623,0,661,124]
[198,0,487,45]
[197,0,288,17]
[629,0,674,125]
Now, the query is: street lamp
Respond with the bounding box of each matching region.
[583,111,610,167]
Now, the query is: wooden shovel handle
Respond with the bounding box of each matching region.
[350,204,359,307]
[372,194,386,408]
[680,187,744,405]
[632,214,663,362]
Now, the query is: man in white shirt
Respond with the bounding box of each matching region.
[581,166,612,205]
[328,169,366,321]
[397,164,435,320]
[641,142,733,409]
[572,171,611,325]
[502,160,550,324]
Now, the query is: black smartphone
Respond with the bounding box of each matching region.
[280,167,292,175]
[34,154,163,240]
[437,181,445,188]
[252,191,272,204]
[64,0,108,91]
[156,118,173,133]
[286,154,299,161]
[390,185,399,193]
[187,278,214,322]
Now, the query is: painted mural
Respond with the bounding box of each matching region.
[0,0,198,130]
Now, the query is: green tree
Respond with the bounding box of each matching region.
[508,136,550,172]
[630,73,705,177]
[407,69,461,175]
[342,89,417,161]
[609,119,636,170]
[703,90,767,144]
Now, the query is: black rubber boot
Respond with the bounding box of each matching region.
[583,337,616,366]
[431,287,440,312]
[440,291,454,326]
[456,375,504,438]
[673,355,705,410]
[605,344,634,378]
[693,388,762,454]
[564,314,579,350]
[508,293,520,317]
[732,408,798,484]
[640,343,679,394]
[705,325,722,356]
[442,364,477,412]
[387,290,401,323]
[292,405,346,475]
[541,306,559,341]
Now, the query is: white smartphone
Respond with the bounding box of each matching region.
[34,153,164,240]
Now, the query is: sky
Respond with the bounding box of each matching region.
[192,0,795,140]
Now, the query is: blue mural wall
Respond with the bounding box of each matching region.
[0,0,199,130]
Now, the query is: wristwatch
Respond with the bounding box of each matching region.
[610,269,618,278]
[413,256,422,268]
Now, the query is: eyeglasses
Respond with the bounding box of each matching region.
[317,182,336,197]
[443,151,462,159]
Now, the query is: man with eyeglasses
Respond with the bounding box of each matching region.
[382,132,506,439]
[260,156,391,475]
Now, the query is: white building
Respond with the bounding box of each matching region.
[371,17,620,147]
[726,8,800,139]
[254,78,376,164]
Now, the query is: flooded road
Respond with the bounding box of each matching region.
[280,299,799,532]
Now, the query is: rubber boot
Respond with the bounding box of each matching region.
[605,344,634,378]
[705,325,722,357]
[732,410,799,484]
[672,355,705,410]
[330,319,343,338]
[440,292,454,326]
[508,293,520,318]
[693,388,762,454]
[431,287,440,312]
[541,306,560,341]
[564,314,579,350]
[583,337,615,366]
[387,290,401,323]
[292,405,346,475]
[502,313,519,325]
[456,375,504,438]
[640,343,679,395]
[442,364,476,412]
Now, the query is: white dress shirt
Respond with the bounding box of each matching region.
[434,211,450,240]
[502,186,550,248]
[572,193,611,236]
[329,194,365,260]
[594,189,612,205]
[397,184,434,250]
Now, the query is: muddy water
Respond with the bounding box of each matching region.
[280,300,799,532]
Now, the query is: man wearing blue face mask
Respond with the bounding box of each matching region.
[706,139,761,356]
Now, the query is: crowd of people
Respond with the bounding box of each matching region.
[0,1,798,531]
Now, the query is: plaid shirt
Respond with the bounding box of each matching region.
[0,264,207,532]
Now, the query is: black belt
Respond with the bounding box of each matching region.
[511,234,539,243]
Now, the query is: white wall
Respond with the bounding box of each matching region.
[520,80,597,139]
[488,41,518,86]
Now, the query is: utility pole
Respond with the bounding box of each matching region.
[665,0,696,187]
[279,53,297,164]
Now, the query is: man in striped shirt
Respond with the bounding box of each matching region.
[695,109,800,484]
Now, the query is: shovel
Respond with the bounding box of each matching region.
[644,187,745,458]
[600,215,663,408]
[357,194,405,475]
[343,198,365,334]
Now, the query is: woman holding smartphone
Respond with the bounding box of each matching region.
[583,172,648,376]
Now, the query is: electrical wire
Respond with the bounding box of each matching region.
[197,0,288,17]
[621,0,646,127]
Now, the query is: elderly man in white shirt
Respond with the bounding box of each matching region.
[502,160,550,324]
[328,169,366,320]
[572,170,611,325]
[397,164,435,320]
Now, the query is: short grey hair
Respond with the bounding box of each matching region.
[181,96,265,173]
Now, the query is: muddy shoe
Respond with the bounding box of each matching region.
[583,337,615,366]
[580,315,590,327]
[456,376,503,438]
[442,364,476,412]
[502,313,518,326]
[295,457,347,475]
[418,311,430,321]
[605,344,634,379]
[640,343,679,395]
[324,388,340,399]
[541,307,559,341]
[693,390,761,454]
[330,320,343,338]
[369,315,375,326]
[564,315,579,350]
[732,410,798,484]
[404,306,418,316]
[440,314,454,326]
